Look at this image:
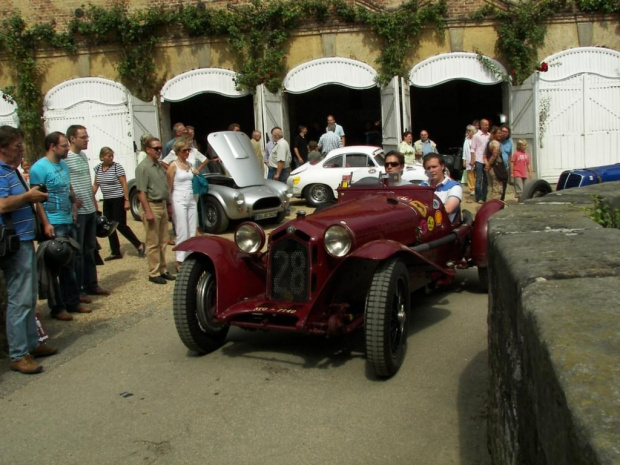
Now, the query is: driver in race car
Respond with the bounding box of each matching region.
[384,150,410,186]
[421,153,462,222]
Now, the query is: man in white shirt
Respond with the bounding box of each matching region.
[268,129,291,183]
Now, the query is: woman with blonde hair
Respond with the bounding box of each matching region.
[93,147,145,260]
[166,138,199,271]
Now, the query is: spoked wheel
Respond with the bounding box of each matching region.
[305,184,334,207]
[129,187,141,221]
[365,258,410,378]
[173,257,229,354]
[201,197,229,234]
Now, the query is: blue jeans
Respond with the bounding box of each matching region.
[3,241,39,361]
[268,166,290,184]
[475,162,488,202]
[51,223,81,313]
[76,212,98,293]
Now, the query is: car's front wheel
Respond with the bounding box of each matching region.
[201,197,230,234]
[305,183,334,207]
[173,257,229,354]
[521,179,552,201]
[365,258,410,378]
[129,187,141,221]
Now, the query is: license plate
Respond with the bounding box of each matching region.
[254,211,278,220]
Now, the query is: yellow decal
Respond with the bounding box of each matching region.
[409,200,428,217]
[435,210,443,226]
[427,216,435,231]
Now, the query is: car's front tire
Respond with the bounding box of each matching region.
[365,258,410,378]
[173,257,229,354]
[521,179,552,200]
[305,183,334,207]
[201,197,230,234]
[129,187,141,221]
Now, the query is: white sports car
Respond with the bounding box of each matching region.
[288,146,427,207]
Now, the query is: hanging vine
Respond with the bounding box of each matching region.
[470,0,570,85]
[0,0,617,150]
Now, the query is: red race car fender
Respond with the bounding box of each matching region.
[348,239,454,275]
[174,236,266,312]
[471,200,504,267]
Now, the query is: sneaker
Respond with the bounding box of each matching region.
[9,355,43,374]
[149,276,167,284]
[160,272,176,281]
[477,200,485,205]
[52,311,74,321]
[31,344,59,358]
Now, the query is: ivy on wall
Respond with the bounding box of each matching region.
[0,0,617,151]
[470,0,618,85]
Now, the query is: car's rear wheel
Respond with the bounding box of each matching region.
[201,197,229,234]
[129,187,141,221]
[478,266,489,293]
[365,258,410,378]
[305,184,334,207]
[521,179,552,200]
[173,257,229,354]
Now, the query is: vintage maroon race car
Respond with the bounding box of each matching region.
[173,179,502,377]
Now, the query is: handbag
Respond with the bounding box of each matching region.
[192,174,209,196]
[0,222,20,260]
[492,159,509,182]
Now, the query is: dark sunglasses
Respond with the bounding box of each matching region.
[385,162,400,167]
[149,146,163,151]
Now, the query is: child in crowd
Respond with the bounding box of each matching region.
[510,139,533,203]
[307,140,321,164]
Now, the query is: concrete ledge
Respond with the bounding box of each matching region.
[487,184,620,464]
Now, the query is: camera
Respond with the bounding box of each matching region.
[31,184,48,193]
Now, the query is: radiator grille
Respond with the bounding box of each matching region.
[270,237,309,302]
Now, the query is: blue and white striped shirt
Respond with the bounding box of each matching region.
[0,162,35,241]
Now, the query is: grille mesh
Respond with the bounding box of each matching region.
[270,237,309,302]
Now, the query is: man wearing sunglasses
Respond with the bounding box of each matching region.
[136,137,175,284]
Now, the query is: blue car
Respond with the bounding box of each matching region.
[523,163,620,199]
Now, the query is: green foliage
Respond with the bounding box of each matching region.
[587,194,620,228]
[0,15,75,156]
[358,0,448,86]
[470,0,569,85]
[577,0,620,13]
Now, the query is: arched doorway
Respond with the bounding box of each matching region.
[409,52,507,152]
[283,58,381,146]
[0,91,19,128]
[160,68,254,149]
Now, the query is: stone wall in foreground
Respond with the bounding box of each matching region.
[486,182,620,464]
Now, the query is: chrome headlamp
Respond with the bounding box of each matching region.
[324,225,352,257]
[233,192,245,206]
[235,222,265,254]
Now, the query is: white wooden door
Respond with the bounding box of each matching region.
[132,95,160,151]
[583,73,620,167]
[381,76,401,151]
[261,85,285,142]
[400,77,411,132]
[510,79,537,173]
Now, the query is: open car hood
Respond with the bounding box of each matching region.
[208,131,265,188]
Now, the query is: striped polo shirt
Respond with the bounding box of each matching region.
[0,162,35,241]
[66,150,96,214]
[94,162,125,199]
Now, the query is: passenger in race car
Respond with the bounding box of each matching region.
[421,153,462,222]
[384,150,411,186]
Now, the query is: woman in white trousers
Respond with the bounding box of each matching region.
[166,138,198,272]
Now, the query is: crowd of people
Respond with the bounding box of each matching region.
[461,119,532,203]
